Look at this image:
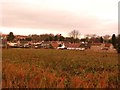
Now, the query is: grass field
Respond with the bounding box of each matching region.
[2,48,119,88]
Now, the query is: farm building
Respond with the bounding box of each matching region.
[90,43,104,51]
[90,43,116,52]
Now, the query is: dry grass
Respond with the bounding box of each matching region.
[2,48,119,88]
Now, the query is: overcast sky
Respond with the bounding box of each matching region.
[0,0,119,37]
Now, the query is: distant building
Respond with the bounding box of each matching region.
[90,43,104,51]
[41,41,51,49]
[90,43,116,52]
[15,35,28,40]
[1,34,7,40]
[51,41,59,49]
[1,34,7,48]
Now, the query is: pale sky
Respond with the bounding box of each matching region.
[0,0,119,37]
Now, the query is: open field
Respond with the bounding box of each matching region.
[2,48,119,88]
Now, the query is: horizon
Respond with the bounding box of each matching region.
[1,27,118,38]
[0,0,119,37]
[1,30,118,39]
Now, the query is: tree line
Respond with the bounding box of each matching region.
[6,31,120,53]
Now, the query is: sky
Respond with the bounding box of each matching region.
[0,0,119,37]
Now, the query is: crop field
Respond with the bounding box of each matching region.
[2,48,119,88]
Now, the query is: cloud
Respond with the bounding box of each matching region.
[2,3,100,29]
[1,0,118,36]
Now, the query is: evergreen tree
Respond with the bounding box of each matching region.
[100,36,103,43]
[7,32,15,42]
[112,34,117,48]
[117,34,120,53]
[49,36,53,41]
[49,44,53,49]
[59,36,65,41]
[25,37,32,41]
[54,35,58,41]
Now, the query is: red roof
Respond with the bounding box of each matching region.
[64,43,80,48]
[2,34,8,36]
[91,43,102,46]
[51,42,59,48]
[105,44,111,47]
[16,35,27,37]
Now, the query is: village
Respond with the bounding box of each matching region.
[1,0,120,88]
[0,32,117,53]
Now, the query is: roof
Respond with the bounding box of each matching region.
[105,43,111,47]
[91,43,102,46]
[64,43,81,48]
[2,34,8,37]
[51,41,59,48]
[41,41,51,44]
[15,35,27,38]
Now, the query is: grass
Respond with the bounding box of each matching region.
[2,48,119,88]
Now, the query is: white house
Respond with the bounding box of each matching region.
[57,43,66,49]
[7,42,18,47]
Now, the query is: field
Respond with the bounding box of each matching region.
[2,48,119,88]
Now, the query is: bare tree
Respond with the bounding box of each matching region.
[69,30,80,39]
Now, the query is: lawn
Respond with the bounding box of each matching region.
[2,48,119,88]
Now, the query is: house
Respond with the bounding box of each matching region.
[1,34,7,48]
[66,43,80,50]
[80,42,91,49]
[7,42,18,48]
[63,42,86,50]
[41,41,51,49]
[51,41,60,49]
[105,43,113,49]
[90,43,104,51]
[1,34,7,39]
[90,43,116,52]
[57,43,67,49]
[15,35,27,40]
[56,42,89,51]
[33,42,42,49]
[101,43,116,52]
[23,43,30,48]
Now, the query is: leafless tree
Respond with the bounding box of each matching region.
[69,30,80,39]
